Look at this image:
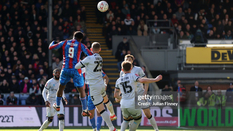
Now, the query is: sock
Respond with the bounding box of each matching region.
[90,117,96,129]
[105,100,115,116]
[80,97,87,110]
[149,117,159,130]
[59,120,64,131]
[39,120,51,130]
[130,119,141,131]
[56,97,62,106]
[97,116,102,130]
[100,111,114,130]
[129,120,134,128]
[120,120,129,131]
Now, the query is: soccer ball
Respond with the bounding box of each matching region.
[97,1,109,12]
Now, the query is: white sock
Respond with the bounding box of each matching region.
[129,119,141,131]
[105,100,115,116]
[149,117,159,130]
[39,120,51,130]
[59,120,64,131]
[121,120,129,131]
[100,111,114,130]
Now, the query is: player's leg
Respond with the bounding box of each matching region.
[129,108,142,131]
[95,103,116,131]
[102,90,116,121]
[96,110,102,131]
[88,95,97,130]
[90,86,116,131]
[143,108,159,131]
[58,114,64,131]
[74,71,90,116]
[39,106,54,131]
[55,69,70,110]
[120,108,131,131]
[58,102,65,131]
[39,117,53,131]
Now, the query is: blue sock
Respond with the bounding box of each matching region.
[97,116,102,130]
[90,117,96,129]
[80,97,87,110]
[56,97,62,106]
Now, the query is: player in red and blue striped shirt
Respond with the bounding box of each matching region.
[49,31,92,116]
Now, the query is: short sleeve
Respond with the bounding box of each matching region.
[132,74,140,82]
[138,67,146,77]
[81,56,91,66]
[115,79,120,89]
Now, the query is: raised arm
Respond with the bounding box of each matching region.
[137,75,162,83]
[81,44,93,56]
[49,40,67,50]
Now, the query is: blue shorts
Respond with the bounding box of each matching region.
[88,95,95,111]
[60,68,84,88]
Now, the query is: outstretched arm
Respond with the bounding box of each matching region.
[81,44,93,56]
[49,40,67,50]
[137,75,162,83]
[114,88,122,99]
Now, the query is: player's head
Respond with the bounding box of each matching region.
[124,54,134,64]
[121,61,132,72]
[73,31,83,41]
[91,42,101,52]
[53,68,61,80]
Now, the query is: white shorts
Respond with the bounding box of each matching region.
[121,108,142,120]
[89,83,106,106]
[47,100,64,117]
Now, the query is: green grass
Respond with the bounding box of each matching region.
[0,127,231,131]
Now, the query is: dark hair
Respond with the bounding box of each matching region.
[73,31,83,40]
[91,42,101,51]
[53,68,61,75]
[121,61,132,71]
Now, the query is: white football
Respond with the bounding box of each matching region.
[97,1,109,12]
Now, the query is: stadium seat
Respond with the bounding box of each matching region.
[20,93,29,100]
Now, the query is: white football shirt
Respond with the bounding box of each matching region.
[43,78,60,102]
[80,53,104,85]
[115,73,139,108]
[120,66,145,93]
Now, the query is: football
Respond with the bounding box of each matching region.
[97,1,109,12]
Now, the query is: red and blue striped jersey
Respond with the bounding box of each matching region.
[49,39,92,69]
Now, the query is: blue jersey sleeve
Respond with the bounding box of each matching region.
[49,40,67,50]
[81,44,93,56]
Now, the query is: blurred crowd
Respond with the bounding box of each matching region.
[0,0,89,105]
[101,0,233,49]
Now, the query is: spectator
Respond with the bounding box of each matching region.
[226,83,233,102]
[0,94,4,105]
[10,78,19,93]
[106,10,114,20]
[225,30,232,39]
[20,77,32,93]
[124,14,134,26]
[190,81,203,104]
[162,85,172,91]
[224,20,232,32]
[29,83,41,94]
[26,93,39,105]
[215,90,226,107]
[7,91,18,105]
[197,86,215,107]
[65,78,76,93]
[206,30,215,39]
[0,79,10,93]
[171,14,179,25]
[121,5,130,16]
[69,94,81,105]
[116,49,126,71]
[141,66,148,77]
[137,20,148,36]
[176,7,185,20]
[52,57,63,70]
